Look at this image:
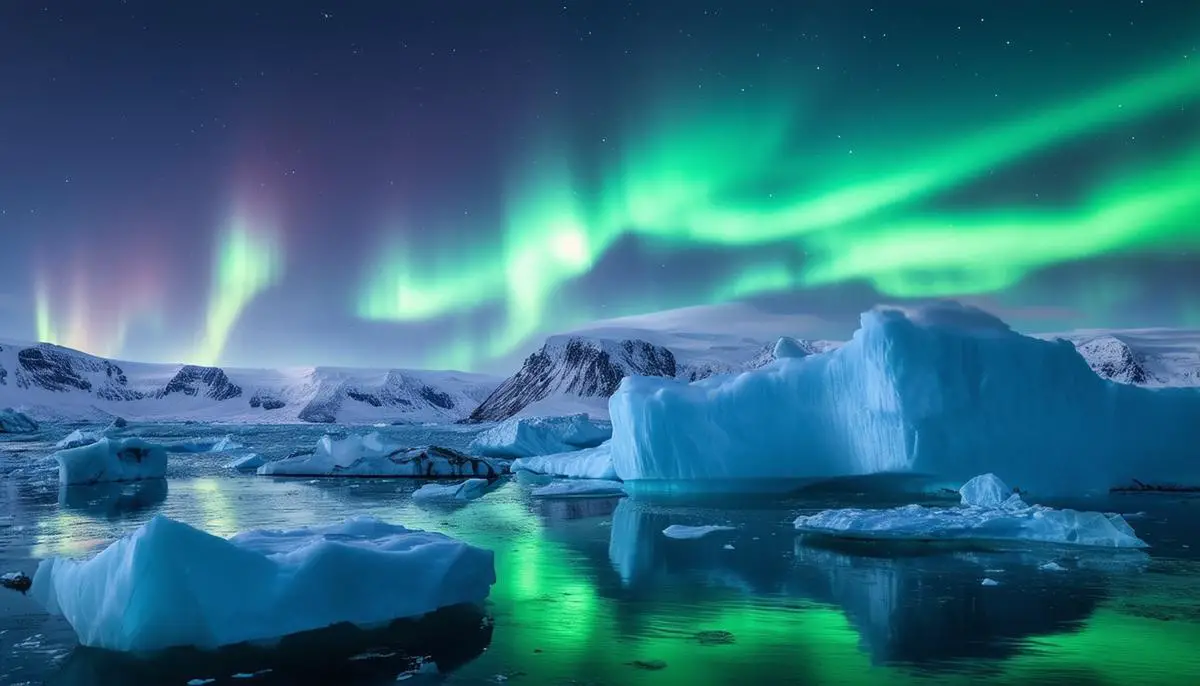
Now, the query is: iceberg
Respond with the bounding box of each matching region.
[257,432,508,478]
[412,478,492,503]
[55,428,103,450]
[55,437,168,485]
[609,302,1200,495]
[0,407,37,433]
[662,524,736,540]
[793,474,1148,548]
[530,479,626,498]
[512,441,617,480]
[469,414,611,459]
[226,453,265,472]
[31,515,496,652]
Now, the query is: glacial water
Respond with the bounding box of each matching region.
[3,423,1200,685]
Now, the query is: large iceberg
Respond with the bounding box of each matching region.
[469,414,611,459]
[512,441,617,480]
[31,515,496,652]
[610,302,1200,495]
[55,437,168,485]
[0,407,37,433]
[257,432,508,478]
[793,474,1148,548]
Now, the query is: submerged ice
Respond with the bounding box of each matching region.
[31,515,496,652]
[609,302,1200,495]
[793,474,1148,548]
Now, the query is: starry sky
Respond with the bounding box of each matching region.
[1,1,1197,372]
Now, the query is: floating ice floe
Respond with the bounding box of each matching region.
[0,408,38,434]
[257,432,508,478]
[512,441,617,480]
[662,525,736,540]
[470,414,611,459]
[608,301,1200,495]
[54,437,168,485]
[226,453,266,471]
[412,478,493,503]
[30,515,496,652]
[793,474,1149,548]
[530,479,626,498]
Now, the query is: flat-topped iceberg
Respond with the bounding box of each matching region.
[469,414,611,459]
[610,302,1200,495]
[55,437,168,485]
[31,515,496,652]
[257,432,508,478]
[0,408,37,433]
[793,474,1148,548]
[512,441,617,480]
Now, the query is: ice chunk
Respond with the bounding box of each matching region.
[55,437,168,485]
[469,414,611,459]
[1039,561,1067,571]
[773,336,809,360]
[794,475,1149,549]
[981,578,999,586]
[512,441,617,480]
[0,407,38,433]
[959,473,1024,509]
[662,525,736,540]
[55,428,103,450]
[530,479,626,498]
[412,479,492,502]
[31,515,496,652]
[226,453,265,471]
[609,301,1200,495]
[258,433,508,478]
[211,434,243,452]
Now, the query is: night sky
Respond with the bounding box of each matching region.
[1,1,1197,372]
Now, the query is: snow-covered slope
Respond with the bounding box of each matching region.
[0,339,499,424]
[468,319,840,422]
[1037,328,1200,387]
[608,301,1200,496]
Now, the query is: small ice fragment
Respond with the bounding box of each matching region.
[981,578,999,586]
[417,660,439,674]
[662,525,735,540]
[1039,562,1067,572]
[723,544,735,550]
[187,680,215,686]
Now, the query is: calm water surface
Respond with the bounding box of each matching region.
[2,423,1199,685]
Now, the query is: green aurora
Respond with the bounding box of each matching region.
[359,54,1200,369]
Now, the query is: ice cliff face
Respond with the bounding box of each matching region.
[609,302,1200,495]
[0,341,498,424]
[468,336,678,421]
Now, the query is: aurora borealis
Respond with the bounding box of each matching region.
[1,1,1197,370]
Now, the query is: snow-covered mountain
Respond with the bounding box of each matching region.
[0,339,500,424]
[468,328,840,422]
[1036,328,1200,387]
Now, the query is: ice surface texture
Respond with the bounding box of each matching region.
[610,302,1200,495]
[257,432,508,478]
[512,441,617,480]
[31,515,496,652]
[530,479,626,498]
[0,407,37,433]
[412,478,492,502]
[55,437,168,485]
[469,413,611,459]
[794,474,1148,548]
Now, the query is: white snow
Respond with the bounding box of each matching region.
[30,515,496,652]
[1038,328,1200,387]
[609,302,1200,495]
[257,432,508,478]
[511,441,617,480]
[793,474,1148,549]
[661,525,736,540]
[226,454,265,471]
[412,479,492,503]
[469,414,611,459]
[0,407,37,433]
[529,480,626,498]
[55,437,168,485]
